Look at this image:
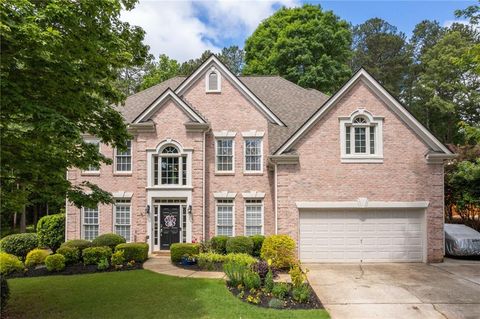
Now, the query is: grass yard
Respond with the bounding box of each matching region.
[5,270,330,319]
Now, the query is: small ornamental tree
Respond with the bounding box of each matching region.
[37,214,65,252]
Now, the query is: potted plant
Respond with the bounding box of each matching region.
[181,254,196,266]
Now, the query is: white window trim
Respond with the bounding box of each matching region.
[244,199,264,236]
[215,198,235,237]
[83,138,101,174]
[339,109,384,163]
[215,138,235,174]
[241,130,265,138]
[152,143,190,187]
[205,66,221,93]
[81,206,99,240]
[244,137,263,174]
[113,199,132,243]
[114,140,133,174]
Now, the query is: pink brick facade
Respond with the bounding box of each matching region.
[66,58,449,263]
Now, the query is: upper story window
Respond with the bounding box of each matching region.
[115,140,132,173]
[216,139,234,173]
[206,67,221,93]
[153,145,188,186]
[84,139,100,173]
[244,138,263,173]
[339,109,384,163]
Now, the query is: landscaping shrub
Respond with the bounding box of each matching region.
[197,252,225,270]
[111,250,125,267]
[199,240,213,253]
[92,233,126,251]
[289,263,307,287]
[45,254,66,271]
[250,235,265,257]
[243,270,261,290]
[170,243,199,262]
[260,235,296,269]
[251,260,269,280]
[25,249,50,268]
[83,246,112,265]
[115,243,149,262]
[37,213,65,252]
[225,236,253,255]
[264,270,274,292]
[223,261,248,286]
[292,284,310,303]
[97,257,109,271]
[268,298,283,309]
[224,253,256,267]
[0,233,38,260]
[60,239,92,252]
[271,282,290,300]
[210,235,228,254]
[57,246,80,265]
[1,275,9,309]
[0,252,24,275]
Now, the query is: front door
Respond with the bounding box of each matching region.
[160,205,180,250]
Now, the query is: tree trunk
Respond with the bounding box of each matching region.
[13,212,17,230]
[20,204,26,233]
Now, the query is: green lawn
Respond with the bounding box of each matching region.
[5,270,329,319]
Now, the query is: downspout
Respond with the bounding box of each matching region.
[274,163,278,234]
[202,130,206,241]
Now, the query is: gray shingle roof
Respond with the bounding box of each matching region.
[117,76,329,154]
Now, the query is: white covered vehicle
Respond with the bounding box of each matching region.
[444,224,480,257]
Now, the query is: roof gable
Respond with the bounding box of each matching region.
[133,88,206,124]
[274,68,453,156]
[175,55,286,127]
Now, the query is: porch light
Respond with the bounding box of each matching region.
[188,205,192,215]
[145,205,150,215]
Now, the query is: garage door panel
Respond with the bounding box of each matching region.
[299,209,424,262]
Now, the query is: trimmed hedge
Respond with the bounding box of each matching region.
[115,243,149,262]
[260,235,296,269]
[45,254,66,271]
[250,235,265,257]
[0,233,38,260]
[92,233,126,251]
[1,275,8,309]
[37,213,65,252]
[226,236,254,255]
[224,253,256,267]
[210,235,228,254]
[0,252,24,275]
[25,249,50,268]
[170,243,199,262]
[57,246,81,265]
[82,246,112,265]
[60,239,92,252]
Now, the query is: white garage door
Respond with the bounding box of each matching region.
[299,209,424,262]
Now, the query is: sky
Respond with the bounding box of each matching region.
[120,0,477,63]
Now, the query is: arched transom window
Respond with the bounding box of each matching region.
[206,67,221,93]
[153,145,188,185]
[340,109,384,163]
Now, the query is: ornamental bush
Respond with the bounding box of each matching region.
[225,236,254,255]
[223,261,248,287]
[92,233,126,251]
[25,249,50,268]
[210,235,229,254]
[250,235,265,257]
[271,282,290,300]
[292,284,311,303]
[170,243,199,262]
[0,233,38,260]
[82,246,112,265]
[224,253,256,267]
[260,235,296,269]
[45,254,65,271]
[37,214,65,252]
[57,246,80,265]
[115,243,149,262]
[60,239,93,253]
[243,270,261,290]
[0,252,24,275]
[111,250,125,267]
[1,275,9,309]
[197,252,226,270]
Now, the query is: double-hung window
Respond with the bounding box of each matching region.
[153,146,188,186]
[245,199,263,235]
[216,199,234,236]
[84,139,100,173]
[244,138,262,172]
[216,139,234,172]
[114,199,131,242]
[115,140,132,173]
[83,207,99,240]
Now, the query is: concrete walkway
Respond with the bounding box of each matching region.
[143,255,226,279]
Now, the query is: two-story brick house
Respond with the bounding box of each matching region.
[66,55,454,263]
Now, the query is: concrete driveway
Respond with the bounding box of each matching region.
[305,258,480,319]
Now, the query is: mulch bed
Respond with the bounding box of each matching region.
[228,282,323,310]
[173,262,202,271]
[7,263,143,278]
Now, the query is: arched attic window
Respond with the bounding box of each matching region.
[206,67,221,93]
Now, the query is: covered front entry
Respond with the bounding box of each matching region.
[299,208,425,262]
[152,199,188,251]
